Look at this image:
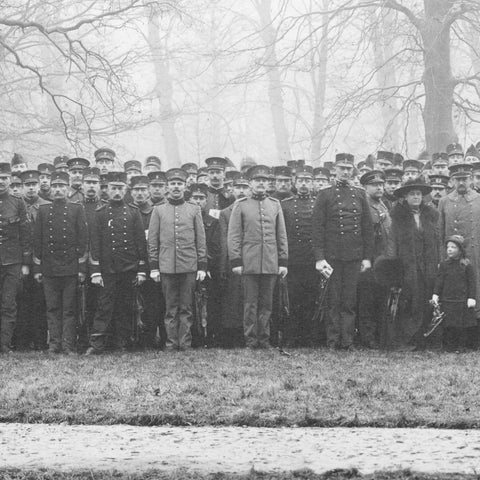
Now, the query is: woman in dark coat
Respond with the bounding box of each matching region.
[387,178,440,349]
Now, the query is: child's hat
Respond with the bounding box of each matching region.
[446,234,466,254]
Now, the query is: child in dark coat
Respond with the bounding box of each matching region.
[431,235,476,350]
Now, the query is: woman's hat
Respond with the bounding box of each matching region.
[394,177,432,198]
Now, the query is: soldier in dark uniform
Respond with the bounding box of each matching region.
[219,174,250,347]
[205,157,234,216]
[13,170,50,351]
[228,165,288,349]
[67,157,89,204]
[33,171,88,354]
[383,168,403,211]
[357,170,391,348]
[94,148,116,176]
[38,163,54,201]
[130,175,166,349]
[281,166,317,346]
[312,153,374,350]
[189,183,222,346]
[144,155,162,175]
[148,169,207,351]
[271,166,293,201]
[124,160,142,204]
[429,175,449,207]
[148,171,167,205]
[9,174,23,198]
[86,172,148,354]
[430,153,450,177]
[53,156,69,174]
[313,167,331,194]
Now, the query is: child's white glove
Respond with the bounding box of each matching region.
[431,294,439,305]
[467,298,476,309]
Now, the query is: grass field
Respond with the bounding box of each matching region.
[1,348,480,428]
[0,470,479,480]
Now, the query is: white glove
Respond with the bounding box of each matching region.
[34,273,43,284]
[196,270,206,281]
[431,294,439,305]
[150,270,161,283]
[91,274,104,287]
[232,266,243,276]
[467,298,476,309]
[361,259,372,272]
[278,266,288,278]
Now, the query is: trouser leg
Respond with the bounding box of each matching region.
[242,275,260,348]
[0,265,22,352]
[89,274,116,351]
[62,275,78,352]
[112,271,136,349]
[339,260,361,348]
[162,274,181,350]
[257,274,277,348]
[43,276,63,353]
[178,273,196,349]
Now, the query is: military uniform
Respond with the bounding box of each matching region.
[0,186,31,352]
[312,168,374,349]
[33,198,88,353]
[148,188,207,350]
[281,192,317,346]
[67,187,84,204]
[88,199,148,351]
[205,186,234,217]
[14,194,51,350]
[228,179,288,349]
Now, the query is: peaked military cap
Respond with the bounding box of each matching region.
[356,161,372,174]
[189,183,208,196]
[50,171,70,185]
[53,156,69,169]
[100,174,108,186]
[181,163,198,174]
[130,175,149,188]
[247,165,271,179]
[38,163,55,175]
[384,168,404,182]
[393,153,404,167]
[360,169,385,186]
[417,150,431,162]
[94,148,116,162]
[10,174,22,185]
[233,174,250,186]
[465,144,480,161]
[124,160,142,172]
[273,166,292,179]
[0,163,12,175]
[449,163,473,178]
[145,155,162,168]
[240,156,256,172]
[296,165,313,177]
[403,159,423,171]
[21,170,40,183]
[323,161,334,171]
[313,167,330,178]
[82,167,101,180]
[335,153,354,165]
[205,157,227,170]
[166,168,188,182]
[147,171,167,183]
[225,170,241,183]
[106,171,127,184]
[197,167,208,179]
[429,175,449,188]
[11,153,26,166]
[376,151,394,162]
[432,152,449,165]
[446,142,463,156]
[67,157,90,170]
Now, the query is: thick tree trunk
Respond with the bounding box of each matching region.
[147,11,181,167]
[255,0,292,162]
[421,0,456,153]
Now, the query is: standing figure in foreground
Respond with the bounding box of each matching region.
[228,165,288,349]
[312,153,374,350]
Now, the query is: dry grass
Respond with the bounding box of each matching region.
[1,349,480,427]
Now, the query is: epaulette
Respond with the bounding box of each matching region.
[128,203,139,209]
[95,204,107,212]
[281,196,295,203]
[268,196,280,203]
[236,197,248,203]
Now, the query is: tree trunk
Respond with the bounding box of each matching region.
[310,0,328,166]
[147,10,181,167]
[255,0,291,162]
[421,0,456,153]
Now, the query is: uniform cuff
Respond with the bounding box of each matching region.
[230,258,243,269]
[198,262,207,272]
[278,259,288,268]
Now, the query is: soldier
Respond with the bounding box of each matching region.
[67,157,89,204]
[312,153,374,350]
[383,168,403,210]
[53,156,69,174]
[189,183,222,346]
[429,175,449,207]
[402,159,423,183]
[38,163,54,201]
[124,160,142,204]
[228,165,288,349]
[181,163,198,189]
[205,157,234,216]
[266,169,276,197]
[9,174,23,198]
[86,172,148,354]
[240,156,256,174]
[148,168,207,351]
[281,166,317,346]
[13,170,50,351]
[473,164,480,194]
[431,153,450,177]
[219,174,251,347]
[375,151,394,171]
[465,144,480,164]
[313,167,331,194]
[224,170,240,201]
[94,148,116,175]
[11,153,28,173]
[271,166,293,201]
[147,171,167,206]
[130,175,166,349]
[357,170,391,349]
[33,171,88,354]
[447,142,464,166]
[197,167,209,185]
[144,155,162,175]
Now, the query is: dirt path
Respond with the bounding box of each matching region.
[2,424,480,474]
